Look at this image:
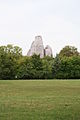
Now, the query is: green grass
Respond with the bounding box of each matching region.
[0,80,80,120]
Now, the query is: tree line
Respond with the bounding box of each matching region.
[0,44,80,80]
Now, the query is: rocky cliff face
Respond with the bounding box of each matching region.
[27,36,53,58]
[27,36,44,58]
[45,45,53,57]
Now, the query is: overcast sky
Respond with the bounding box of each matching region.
[0,0,80,56]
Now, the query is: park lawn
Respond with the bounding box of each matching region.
[0,80,80,120]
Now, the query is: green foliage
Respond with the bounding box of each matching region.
[42,56,54,79]
[31,54,43,70]
[59,46,79,57]
[52,54,61,78]
[17,54,42,79]
[0,44,80,79]
[17,55,53,79]
[52,55,80,79]
[17,56,34,79]
[0,45,22,79]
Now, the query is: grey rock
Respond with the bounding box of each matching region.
[44,45,53,57]
[27,36,44,58]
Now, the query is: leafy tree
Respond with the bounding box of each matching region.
[31,54,43,79]
[52,56,80,79]
[17,56,34,79]
[0,45,22,79]
[52,54,61,78]
[59,46,79,57]
[42,56,54,79]
[17,54,44,79]
[0,44,80,80]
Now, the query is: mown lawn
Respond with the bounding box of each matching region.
[0,80,80,120]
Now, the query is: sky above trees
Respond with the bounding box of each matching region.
[0,0,80,56]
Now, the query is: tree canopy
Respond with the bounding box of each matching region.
[0,44,80,79]
[59,46,79,57]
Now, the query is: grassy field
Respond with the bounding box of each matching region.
[0,80,80,120]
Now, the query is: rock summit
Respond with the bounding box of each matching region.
[27,36,53,58]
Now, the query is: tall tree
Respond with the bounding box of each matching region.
[0,45,22,79]
[52,54,61,78]
[42,56,53,79]
[59,46,79,57]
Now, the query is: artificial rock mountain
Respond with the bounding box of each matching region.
[27,36,53,58]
